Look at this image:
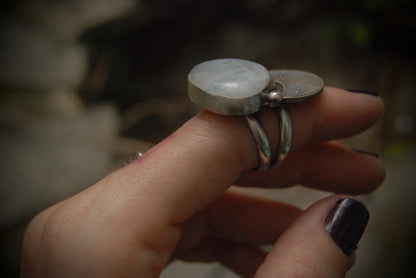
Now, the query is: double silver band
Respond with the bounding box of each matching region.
[245,104,292,170]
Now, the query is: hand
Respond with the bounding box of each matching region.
[20,87,385,277]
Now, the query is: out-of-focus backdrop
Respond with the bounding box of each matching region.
[1,0,415,277]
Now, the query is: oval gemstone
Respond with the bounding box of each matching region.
[189,58,270,99]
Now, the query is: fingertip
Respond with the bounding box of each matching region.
[350,149,386,194]
[255,195,369,278]
[345,88,385,116]
[325,198,369,256]
[340,87,385,127]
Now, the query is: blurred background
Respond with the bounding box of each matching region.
[0,0,415,277]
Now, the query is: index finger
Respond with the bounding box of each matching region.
[100,87,383,224]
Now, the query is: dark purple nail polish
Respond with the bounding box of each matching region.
[326,198,370,256]
[346,89,379,97]
[352,149,380,158]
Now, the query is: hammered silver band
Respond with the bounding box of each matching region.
[245,104,292,170]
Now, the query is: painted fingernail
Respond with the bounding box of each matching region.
[325,198,370,256]
[352,149,380,158]
[346,89,379,97]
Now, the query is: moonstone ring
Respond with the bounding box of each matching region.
[188,58,324,170]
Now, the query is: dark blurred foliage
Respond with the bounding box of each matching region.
[76,0,416,142]
[2,0,415,146]
[79,0,416,105]
[332,0,416,49]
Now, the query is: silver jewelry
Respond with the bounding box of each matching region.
[122,151,143,167]
[188,58,324,170]
[245,113,271,170]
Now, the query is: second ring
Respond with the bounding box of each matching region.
[245,104,292,170]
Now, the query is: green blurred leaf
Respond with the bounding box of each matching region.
[346,21,372,49]
[384,142,414,161]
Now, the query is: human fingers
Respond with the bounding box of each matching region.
[91,88,382,262]
[255,195,369,278]
[171,188,301,277]
[173,188,301,254]
[289,87,383,145]
[237,141,385,194]
[21,87,383,277]
[178,237,266,278]
[107,87,383,225]
[206,188,302,245]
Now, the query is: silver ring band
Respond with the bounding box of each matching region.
[271,104,292,167]
[245,113,272,170]
[245,105,292,170]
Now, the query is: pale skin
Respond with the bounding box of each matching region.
[20,87,386,277]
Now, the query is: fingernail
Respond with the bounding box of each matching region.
[346,89,379,97]
[352,149,380,158]
[325,198,370,256]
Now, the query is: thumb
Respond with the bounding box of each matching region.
[255,195,369,278]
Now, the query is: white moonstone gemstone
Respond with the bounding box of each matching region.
[189,58,270,98]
